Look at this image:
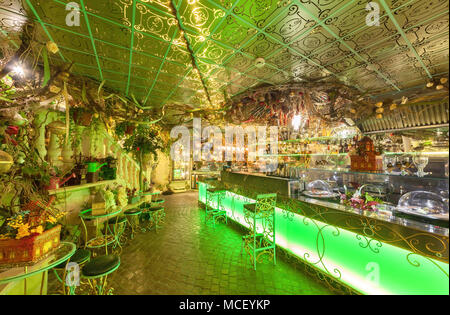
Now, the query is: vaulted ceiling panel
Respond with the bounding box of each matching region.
[1,0,446,109]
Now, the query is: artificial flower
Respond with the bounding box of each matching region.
[31,225,44,235]
[16,223,31,239]
[46,41,59,54]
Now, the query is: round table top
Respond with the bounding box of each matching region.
[0,242,76,284]
[79,207,122,220]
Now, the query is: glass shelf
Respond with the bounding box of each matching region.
[263,153,348,157]
[280,136,354,143]
[285,167,448,181]
[384,151,449,156]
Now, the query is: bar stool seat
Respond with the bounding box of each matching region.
[147,206,164,212]
[82,255,120,277]
[55,248,91,268]
[107,216,127,225]
[124,209,142,215]
[81,254,120,295]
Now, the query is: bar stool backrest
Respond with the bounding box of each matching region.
[255,193,277,214]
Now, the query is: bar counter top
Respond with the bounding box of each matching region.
[217,171,449,263]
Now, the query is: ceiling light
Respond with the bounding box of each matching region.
[11,64,25,77]
[254,57,265,68]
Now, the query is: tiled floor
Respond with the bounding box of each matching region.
[49,191,334,295]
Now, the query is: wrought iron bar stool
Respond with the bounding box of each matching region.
[79,208,123,257]
[106,215,128,249]
[78,209,122,294]
[205,187,227,228]
[52,248,91,295]
[124,209,142,239]
[139,202,165,232]
[81,254,120,295]
[241,193,277,270]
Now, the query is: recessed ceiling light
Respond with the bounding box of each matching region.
[255,57,265,68]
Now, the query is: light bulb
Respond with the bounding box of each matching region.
[12,64,25,77]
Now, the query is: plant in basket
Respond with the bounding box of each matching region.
[0,201,64,264]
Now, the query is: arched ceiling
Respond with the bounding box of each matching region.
[1,0,449,109]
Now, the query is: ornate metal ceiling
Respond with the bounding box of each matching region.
[1,0,449,109]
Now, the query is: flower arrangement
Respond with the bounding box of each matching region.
[0,203,64,264]
[340,191,382,212]
[0,208,63,241]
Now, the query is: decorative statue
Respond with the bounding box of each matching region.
[104,189,117,212]
[117,186,128,208]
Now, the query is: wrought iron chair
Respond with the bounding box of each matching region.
[78,210,122,294]
[241,193,277,270]
[52,248,91,295]
[205,187,227,228]
[124,208,142,239]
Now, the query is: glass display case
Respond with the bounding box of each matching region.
[304,180,339,198]
[294,166,449,205]
[396,191,449,221]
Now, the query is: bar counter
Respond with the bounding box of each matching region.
[198,171,449,295]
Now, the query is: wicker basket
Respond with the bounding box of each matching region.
[0,225,61,265]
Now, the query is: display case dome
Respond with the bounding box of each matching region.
[397,191,449,220]
[304,180,338,198]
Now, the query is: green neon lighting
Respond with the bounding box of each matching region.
[293,0,400,92]
[198,182,449,295]
[24,0,66,62]
[125,0,137,97]
[379,0,432,79]
[80,0,104,81]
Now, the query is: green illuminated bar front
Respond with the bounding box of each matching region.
[198,181,449,295]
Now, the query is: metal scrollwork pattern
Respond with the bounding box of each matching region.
[8,0,447,108]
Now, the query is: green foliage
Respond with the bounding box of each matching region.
[114,121,128,139]
[122,124,164,156]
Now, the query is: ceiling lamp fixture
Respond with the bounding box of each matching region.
[254,57,265,68]
[11,63,25,77]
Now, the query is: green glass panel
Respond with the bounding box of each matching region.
[198,182,449,295]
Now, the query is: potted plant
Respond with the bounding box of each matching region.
[0,206,64,264]
[115,121,135,137]
[72,107,93,126]
[99,156,117,181]
[121,124,165,191]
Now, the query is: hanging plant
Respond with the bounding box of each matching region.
[115,121,135,138]
[122,124,164,156]
[71,106,93,126]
